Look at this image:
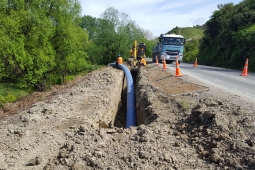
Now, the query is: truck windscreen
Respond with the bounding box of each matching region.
[163,38,184,45]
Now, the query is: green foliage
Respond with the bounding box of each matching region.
[5,93,16,103]
[198,0,255,71]
[142,39,157,58]
[0,0,90,91]
[0,94,16,106]
[183,39,200,63]
[184,49,199,63]
[0,95,4,106]
[80,7,154,64]
[0,82,31,102]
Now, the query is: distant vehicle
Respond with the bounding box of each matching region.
[152,34,185,64]
[128,40,147,67]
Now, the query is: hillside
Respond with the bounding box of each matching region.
[166,27,204,39]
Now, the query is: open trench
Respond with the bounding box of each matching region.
[113,65,155,128]
[2,63,255,170]
[0,65,157,169]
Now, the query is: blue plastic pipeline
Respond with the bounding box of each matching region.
[118,64,136,128]
[115,64,136,128]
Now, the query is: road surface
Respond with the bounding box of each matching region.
[160,62,255,105]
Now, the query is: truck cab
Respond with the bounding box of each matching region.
[137,42,146,60]
[152,34,185,64]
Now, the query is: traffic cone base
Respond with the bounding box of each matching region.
[240,58,249,76]
[240,70,248,76]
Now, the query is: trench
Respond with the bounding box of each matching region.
[112,66,154,128]
[113,76,127,128]
[113,67,137,128]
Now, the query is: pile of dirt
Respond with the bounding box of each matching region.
[0,63,254,170]
[140,64,255,169]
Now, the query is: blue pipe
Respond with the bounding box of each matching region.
[109,63,136,128]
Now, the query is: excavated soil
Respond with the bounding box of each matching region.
[0,63,254,170]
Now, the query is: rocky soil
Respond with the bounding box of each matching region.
[0,62,254,170]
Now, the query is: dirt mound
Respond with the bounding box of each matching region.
[0,63,254,170]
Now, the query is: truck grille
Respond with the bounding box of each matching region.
[166,50,179,55]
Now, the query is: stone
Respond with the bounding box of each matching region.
[106,129,116,134]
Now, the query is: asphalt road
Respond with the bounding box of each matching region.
[155,61,255,104]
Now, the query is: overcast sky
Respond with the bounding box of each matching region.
[81,0,243,37]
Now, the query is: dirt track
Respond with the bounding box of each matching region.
[0,63,255,170]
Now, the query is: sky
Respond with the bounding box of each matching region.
[81,0,243,37]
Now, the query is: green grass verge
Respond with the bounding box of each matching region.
[0,64,105,107]
[0,83,32,106]
[0,83,31,98]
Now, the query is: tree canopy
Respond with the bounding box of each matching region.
[80,7,155,64]
[0,0,89,90]
[198,0,255,71]
[0,2,160,92]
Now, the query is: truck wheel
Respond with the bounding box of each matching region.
[178,61,181,65]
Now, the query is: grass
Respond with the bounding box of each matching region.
[179,27,204,39]
[178,100,191,111]
[167,27,204,39]
[0,83,32,106]
[0,83,31,99]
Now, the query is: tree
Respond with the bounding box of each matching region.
[80,7,153,65]
[198,0,255,71]
[80,15,98,40]
[0,0,89,90]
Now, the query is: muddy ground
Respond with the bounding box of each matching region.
[0,62,254,170]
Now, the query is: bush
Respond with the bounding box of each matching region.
[184,49,199,63]
[5,94,16,103]
[0,95,5,105]
[0,94,16,107]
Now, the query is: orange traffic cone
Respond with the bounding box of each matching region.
[240,58,249,76]
[162,56,167,69]
[175,57,182,77]
[193,57,198,67]
[155,55,159,65]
